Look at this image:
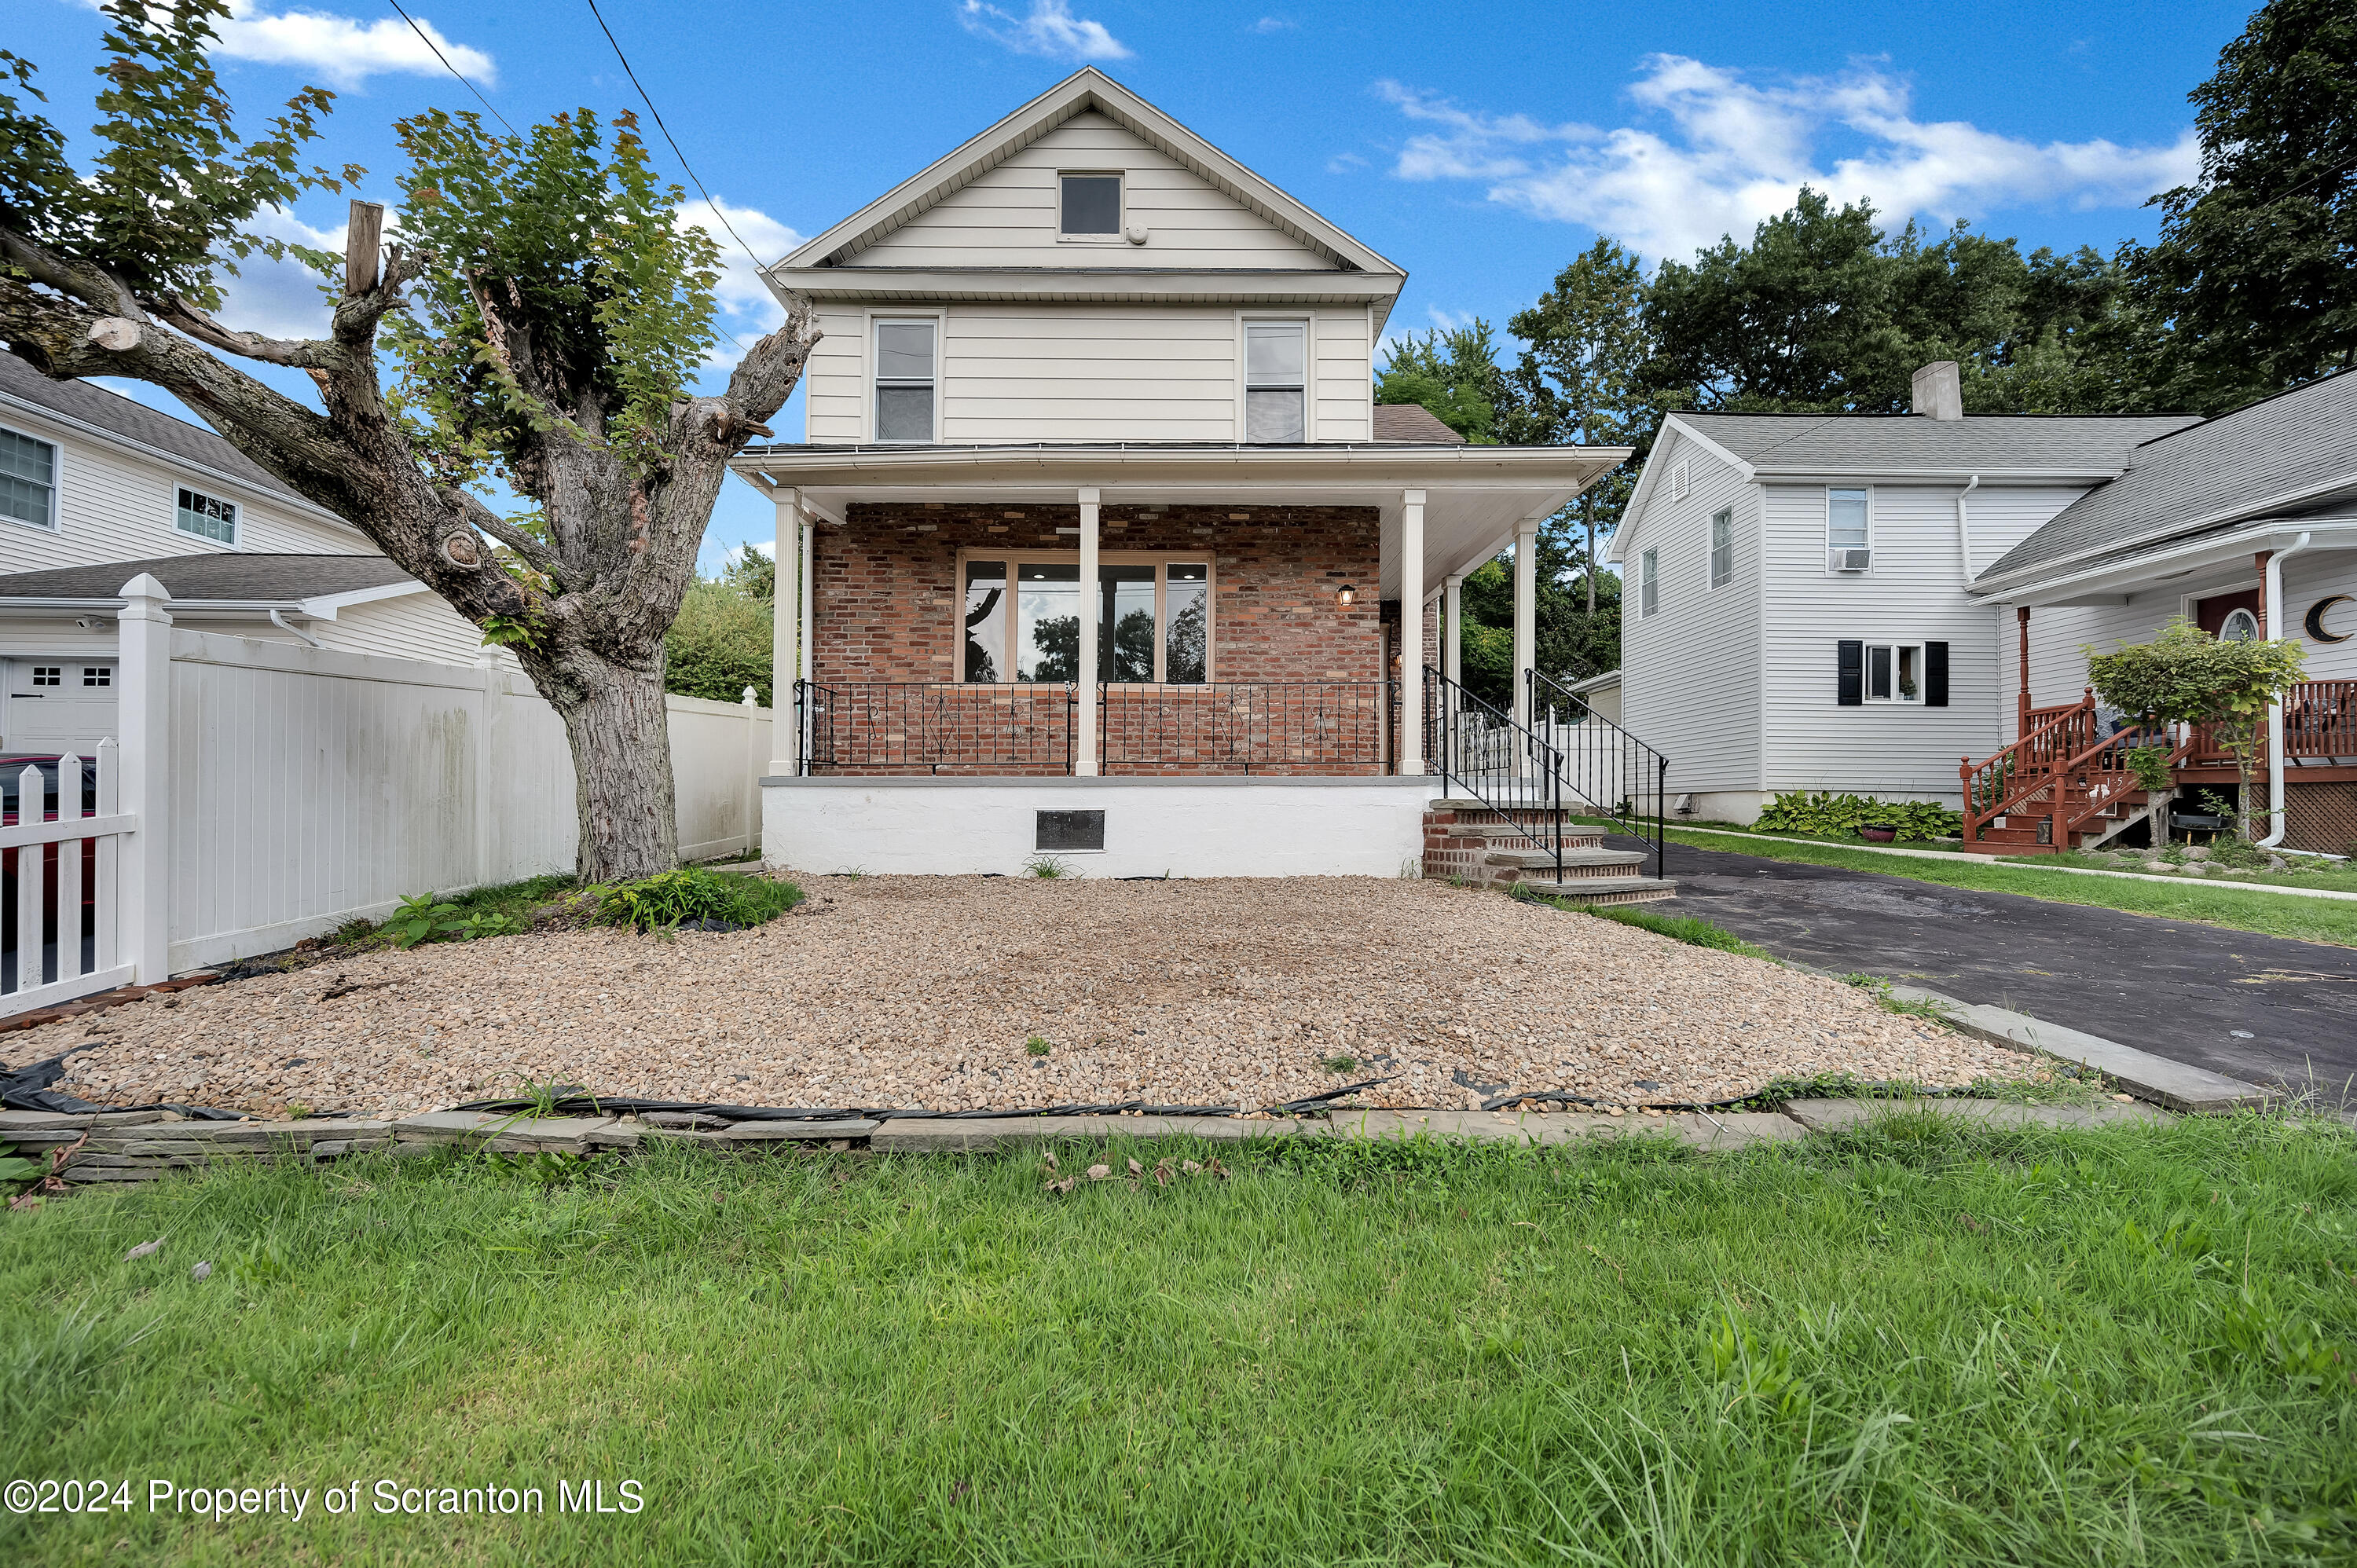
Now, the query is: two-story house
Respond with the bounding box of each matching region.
[735,69,1645,885]
[0,353,496,755]
[1610,363,2357,853]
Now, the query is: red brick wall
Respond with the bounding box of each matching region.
[812,501,1382,684]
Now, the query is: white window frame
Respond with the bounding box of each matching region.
[1237,314,1311,444]
[867,312,942,444]
[1056,170,1126,243]
[174,485,239,547]
[1708,507,1732,589]
[1862,641,1926,704]
[1826,485,1872,573]
[955,548,1217,684]
[1639,548,1659,617]
[0,421,60,533]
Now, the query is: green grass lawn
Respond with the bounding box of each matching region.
[1656,827,2357,947]
[3,1116,2353,1565]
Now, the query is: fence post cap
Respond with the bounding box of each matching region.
[117,572,171,600]
[742,686,757,705]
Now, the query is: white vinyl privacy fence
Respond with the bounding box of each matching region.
[1,574,769,1017]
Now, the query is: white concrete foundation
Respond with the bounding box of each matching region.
[762,776,1432,878]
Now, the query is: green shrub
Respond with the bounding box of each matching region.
[665,576,772,706]
[1754,791,1962,841]
[591,867,801,932]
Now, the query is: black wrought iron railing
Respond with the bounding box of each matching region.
[1099,682,1394,773]
[794,681,1076,775]
[1526,669,1669,877]
[1424,666,1565,881]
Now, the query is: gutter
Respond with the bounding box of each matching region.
[2257,530,2313,850]
[1970,472,2357,596]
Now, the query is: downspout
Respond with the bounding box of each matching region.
[2256,529,2311,849]
[1954,474,1980,583]
[269,609,324,649]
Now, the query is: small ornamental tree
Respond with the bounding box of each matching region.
[0,2,815,881]
[2084,617,2308,840]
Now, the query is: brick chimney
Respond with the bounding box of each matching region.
[1911,361,1963,420]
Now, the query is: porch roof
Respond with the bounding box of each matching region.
[728,440,1629,599]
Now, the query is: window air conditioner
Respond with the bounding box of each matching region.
[1829,548,1873,573]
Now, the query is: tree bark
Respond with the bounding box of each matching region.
[537,647,678,882]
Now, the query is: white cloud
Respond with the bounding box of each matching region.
[1380,56,2198,262]
[1250,16,1295,32]
[958,0,1131,61]
[207,1,497,90]
[1325,151,1366,174]
[674,200,807,369]
[215,206,346,340]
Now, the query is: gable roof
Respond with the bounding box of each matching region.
[1670,410,2201,473]
[1371,403,1467,444]
[0,352,336,518]
[770,68,1405,284]
[1978,372,2357,584]
[0,553,414,604]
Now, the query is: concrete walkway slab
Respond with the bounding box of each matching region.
[1887,987,2271,1114]
[1323,1107,1807,1149]
[1782,1097,2172,1133]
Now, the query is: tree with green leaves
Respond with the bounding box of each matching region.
[0,1,815,880]
[2085,617,2308,841]
[2128,0,2357,412]
[1373,322,1511,441]
[1508,238,1651,613]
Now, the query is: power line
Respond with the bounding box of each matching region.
[580,0,767,277]
[385,0,515,134]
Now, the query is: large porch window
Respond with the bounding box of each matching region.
[961,553,1214,683]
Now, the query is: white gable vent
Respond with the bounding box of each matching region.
[1829,548,1873,573]
[1670,460,1690,500]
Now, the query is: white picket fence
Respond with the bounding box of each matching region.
[2,744,136,1013]
[0,573,770,1017]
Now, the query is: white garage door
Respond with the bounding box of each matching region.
[3,658,117,756]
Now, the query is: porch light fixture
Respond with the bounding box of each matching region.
[1336,584,1356,606]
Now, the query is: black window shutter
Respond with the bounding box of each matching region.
[1837,640,1863,706]
[1926,641,1949,707]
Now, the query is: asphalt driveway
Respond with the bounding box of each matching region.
[1622,839,2357,1096]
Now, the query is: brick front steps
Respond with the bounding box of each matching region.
[1422,797,1677,904]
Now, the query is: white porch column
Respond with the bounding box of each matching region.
[115,573,172,984]
[1399,489,1426,775]
[1512,514,1539,729]
[768,486,800,775]
[1076,486,1100,776]
[1442,571,1464,689]
[798,507,816,768]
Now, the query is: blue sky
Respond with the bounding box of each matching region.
[18,0,2253,572]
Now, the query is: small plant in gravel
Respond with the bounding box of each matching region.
[383,894,466,950]
[1024,855,1073,880]
[592,868,801,932]
[1026,1036,1054,1057]
[1320,1055,1359,1074]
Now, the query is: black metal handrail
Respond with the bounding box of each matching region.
[1424,665,1564,881]
[794,681,1076,775]
[1525,669,1669,877]
[1098,681,1395,773]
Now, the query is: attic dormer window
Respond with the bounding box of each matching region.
[1059,174,1122,236]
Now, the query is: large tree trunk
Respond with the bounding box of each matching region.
[541,650,677,882]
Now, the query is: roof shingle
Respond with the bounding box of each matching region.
[0,554,415,603]
[1677,409,2201,472]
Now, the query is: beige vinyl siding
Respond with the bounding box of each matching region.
[313,592,504,667]
[802,307,871,443]
[852,113,1332,270]
[1617,431,1761,792]
[1312,312,1371,441]
[0,404,365,573]
[1760,482,2003,801]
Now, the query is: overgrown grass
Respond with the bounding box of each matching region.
[0,1116,2351,1565]
[1662,826,2357,947]
[1512,883,1776,959]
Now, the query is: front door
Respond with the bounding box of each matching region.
[3,658,117,756]
[2194,588,2263,641]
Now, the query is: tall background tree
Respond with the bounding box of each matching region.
[2128,0,2357,412]
[0,1,814,881]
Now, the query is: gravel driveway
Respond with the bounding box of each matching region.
[30,874,2031,1119]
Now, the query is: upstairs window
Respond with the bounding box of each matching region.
[1709,507,1732,588]
[873,320,937,442]
[1827,485,1871,571]
[1244,322,1306,442]
[1059,174,1122,236]
[177,486,237,544]
[1,425,57,530]
[1640,548,1659,617]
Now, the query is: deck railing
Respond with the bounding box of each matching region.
[2187,679,2357,766]
[1424,667,1566,881]
[795,682,1076,775]
[1963,689,2103,844]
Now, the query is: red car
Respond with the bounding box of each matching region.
[2,754,101,996]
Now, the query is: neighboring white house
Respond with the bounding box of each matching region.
[1610,363,2357,852]
[734,68,1646,885]
[0,352,494,753]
